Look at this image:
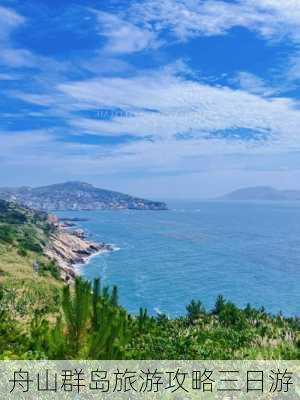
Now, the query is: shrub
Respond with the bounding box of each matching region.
[39,261,60,280]
[186,299,205,323]
[0,225,15,244]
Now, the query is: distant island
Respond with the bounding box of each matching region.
[0,181,168,211]
[219,186,300,201]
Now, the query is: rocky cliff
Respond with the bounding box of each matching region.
[0,198,112,282]
[44,225,113,281]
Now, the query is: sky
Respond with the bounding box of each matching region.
[1,0,300,199]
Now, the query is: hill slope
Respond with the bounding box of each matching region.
[0,199,63,322]
[219,186,300,201]
[0,181,168,211]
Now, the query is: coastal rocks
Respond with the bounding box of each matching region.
[73,229,86,239]
[45,227,113,281]
[47,214,59,226]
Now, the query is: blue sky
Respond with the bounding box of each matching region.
[1,0,300,199]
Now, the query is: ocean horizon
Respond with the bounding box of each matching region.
[57,200,300,317]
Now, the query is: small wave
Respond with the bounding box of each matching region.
[74,249,105,271]
[75,243,121,272]
[109,244,121,251]
[154,307,171,318]
[73,264,82,274]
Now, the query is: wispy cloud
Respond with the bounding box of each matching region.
[93,10,158,54]
[0,5,72,72]
[0,129,54,162]
[57,66,300,152]
[125,0,300,84]
[82,0,300,88]
[0,5,24,40]
[129,0,300,42]
[0,5,36,68]
[231,72,279,96]
[9,58,300,156]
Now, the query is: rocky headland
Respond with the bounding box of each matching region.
[45,215,113,281]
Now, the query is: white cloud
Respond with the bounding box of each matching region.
[87,0,300,82]
[0,5,65,71]
[232,71,279,96]
[0,48,37,68]
[131,0,252,39]
[57,67,300,155]
[93,10,158,54]
[122,0,300,83]
[129,0,300,42]
[0,5,24,41]
[0,5,38,68]
[0,130,54,159]
[285,50,300,81]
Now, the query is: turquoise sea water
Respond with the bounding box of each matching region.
[57,201,300,316]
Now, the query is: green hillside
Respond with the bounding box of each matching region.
[0,200,62,326]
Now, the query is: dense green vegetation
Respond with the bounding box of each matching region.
[0,199,53,257]
[0,200,63,328]
[0,198,299,360]
[0,277,299,359]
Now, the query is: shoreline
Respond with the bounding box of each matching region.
[73,245,117,274]
[45,214,114,281]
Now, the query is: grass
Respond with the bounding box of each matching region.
[0,200,63,323]
[0,244,62,322]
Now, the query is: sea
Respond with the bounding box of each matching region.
[57,201,300,317]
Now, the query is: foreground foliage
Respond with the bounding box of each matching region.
[0,278,299,360]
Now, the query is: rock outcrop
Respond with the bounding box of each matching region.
[45,226,113,281]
